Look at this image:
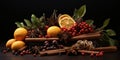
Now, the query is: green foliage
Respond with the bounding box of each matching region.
[105,29,116,36]
[99,18,110,30]
[15,14,45,29]
[95,18,117,46]
[73,5,86,20]
[85,19,94,26]
[15,22,22,28]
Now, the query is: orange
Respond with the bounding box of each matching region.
[6,39,16,48]
[47,26,61,37]
[14,27,28,41]
[11,41,25,50]
[58,14,76,29]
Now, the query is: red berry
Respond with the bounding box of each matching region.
[33,54,37,57]
[31,30,34,32]
[85,24,89,27]
[22,50,26,54]
[3,50,7,54]
[45,35,49,38]
[39,35,42,38]
[80,29,84,34]
[26,36,29,38]
[72,32,76,36]
[82,22,86,25]
[20,52,24,56]
[74,23,77,26]
[84,29,89,33]
[96,53,100,57]
[71,27,75,30]
[90,53,94,57]
[81,52,85,55]
[63,28,67,32]
[28,52,31,54]
[69,32,72,34]
[73,30,77,32]
[45,25,49,30]
[98,51,104,56]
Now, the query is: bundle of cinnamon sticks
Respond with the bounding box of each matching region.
[39,46,117,56]
[25,31,101,42]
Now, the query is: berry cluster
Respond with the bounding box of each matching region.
[61,22,94,37]
[79,22,94,34]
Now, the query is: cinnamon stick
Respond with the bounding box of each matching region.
[18,46,27,51]
[25,38,59,42]
[92,46,117,52]
[39,49,65,56]
[72,32,101,40]
[25,32,101,42]
[78,50,99,54]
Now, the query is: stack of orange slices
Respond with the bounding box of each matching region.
[58,14,76,29]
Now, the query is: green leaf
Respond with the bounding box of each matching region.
[24,19,32,27]
[39,16,44,22]
[106,29,116,36]
[85,20,94,26]
[20,22,25,27]
[109,38,115,46]
[100,18,110,30]
[78,5,86,18]
[15,22,22,27]
[31,14,41,28]
[103,32,116,46]
[31,14,37,24]
[31,24,37,29]
[73,8,79,20]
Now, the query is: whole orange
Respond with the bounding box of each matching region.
[14,27,28,41]
[6,39,16,48]
[47,26,61,37]
[11,41,25,50]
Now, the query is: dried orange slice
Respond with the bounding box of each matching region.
[58,14,76,29]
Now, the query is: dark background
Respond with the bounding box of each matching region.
[0,0,119,43]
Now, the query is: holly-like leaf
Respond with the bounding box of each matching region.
[24,19,32,27]
[31,14,38,25]
[106,29,116,36]
[103,32,116,46]
[20,22,25,27]
[73,5,86,20]
[73,8,79,20]
[108,38,116,46]
[15,22,22,27]
[100,18,110,30]
[85,19,94,26]
[78,5,86,18]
